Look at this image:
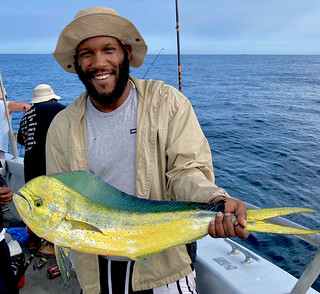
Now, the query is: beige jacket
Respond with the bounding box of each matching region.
[46,77,229,293]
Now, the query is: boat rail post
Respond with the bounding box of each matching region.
[0,72,19,160]
[290,249,320,294]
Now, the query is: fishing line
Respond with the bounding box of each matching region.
[142,48,164,79]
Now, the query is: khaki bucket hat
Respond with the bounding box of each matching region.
[31,84,61,104]
[53,7,148,73]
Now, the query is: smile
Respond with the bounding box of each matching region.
[94,74,111,80]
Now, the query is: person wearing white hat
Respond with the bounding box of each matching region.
[47,7,249,294]
[18,84,65,182]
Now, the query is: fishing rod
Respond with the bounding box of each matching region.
[175,0,182,92]
[142,48,164,79]
[0,72,18,159]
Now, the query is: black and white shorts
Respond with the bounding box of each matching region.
[99,257,198,294]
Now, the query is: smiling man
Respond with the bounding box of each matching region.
[75,36,131,112]
[47,6,249,294]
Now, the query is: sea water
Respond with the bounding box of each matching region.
[1,54,320,290]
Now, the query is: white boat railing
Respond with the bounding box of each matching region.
[245,202,320,294]
[0,72,19,159]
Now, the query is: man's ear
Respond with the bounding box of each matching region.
[124,45,132,60]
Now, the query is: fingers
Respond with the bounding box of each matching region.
[209,212,238,238]
[208,198,250,239]
[234,221,251,240]
[232,201,247,228]
[0,196,12,205]
[0,187,13,205]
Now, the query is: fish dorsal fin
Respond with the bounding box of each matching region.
[51,170,131,208]
[49,171,223,213]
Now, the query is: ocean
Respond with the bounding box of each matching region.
[1,54,320,291]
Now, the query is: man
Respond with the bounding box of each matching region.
[18,84,65,182]
[47,7,250,294]
[0,88,30,177]
[0,175,19,294]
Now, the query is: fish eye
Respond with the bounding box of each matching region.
[34,199,43,207]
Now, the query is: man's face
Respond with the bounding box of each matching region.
[75,36,131,106]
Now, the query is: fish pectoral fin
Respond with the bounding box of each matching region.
[247,207,317,221]
[55,245,71,285]
[247,220,320,235]
[136,254,152,265]
[65,218,104,234]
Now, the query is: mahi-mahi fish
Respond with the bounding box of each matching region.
[13,170,320,262]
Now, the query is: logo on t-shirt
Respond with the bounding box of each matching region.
[130,128,137,134]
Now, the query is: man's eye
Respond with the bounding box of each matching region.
[78,51,91,58]
[105,47,115,53]
[34,199,43,207]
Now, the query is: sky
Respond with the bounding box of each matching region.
[1,0,320,55]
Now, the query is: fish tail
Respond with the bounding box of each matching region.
[246,207,320,235]
[246,221,320,235]
[247,207,316,221]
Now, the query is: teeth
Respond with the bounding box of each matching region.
[95,74,110,80]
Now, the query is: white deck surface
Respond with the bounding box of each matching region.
[195,236,319,294]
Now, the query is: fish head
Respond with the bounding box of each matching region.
[13,175,68,238]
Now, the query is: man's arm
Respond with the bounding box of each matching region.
[165,94,229,203]
[8,101,31,115]
[165,90,249,240]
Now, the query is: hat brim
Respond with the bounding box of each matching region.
[31,94,61,104]
[53,13,148,73]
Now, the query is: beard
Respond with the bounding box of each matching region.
[75,51,130,105]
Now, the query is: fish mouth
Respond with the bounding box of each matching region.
[14,192,31,211]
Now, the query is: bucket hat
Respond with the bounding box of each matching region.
[53,7,148,73]
[31,84,61,104]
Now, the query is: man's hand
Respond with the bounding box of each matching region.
[208,197,250,240]
[0,186,13,205]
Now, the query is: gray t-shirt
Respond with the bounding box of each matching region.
[86,87,138,195]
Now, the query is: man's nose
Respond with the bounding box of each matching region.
[92,52,108,69]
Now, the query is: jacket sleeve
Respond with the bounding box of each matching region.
[45,115,71,175]
[165,92,229,203]
[45,101,89,175]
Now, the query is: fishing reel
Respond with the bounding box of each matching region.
[33,256,48,271]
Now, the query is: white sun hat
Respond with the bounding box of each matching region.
[31,84,61,104]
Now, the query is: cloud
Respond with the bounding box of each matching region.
[1,0,320,54]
